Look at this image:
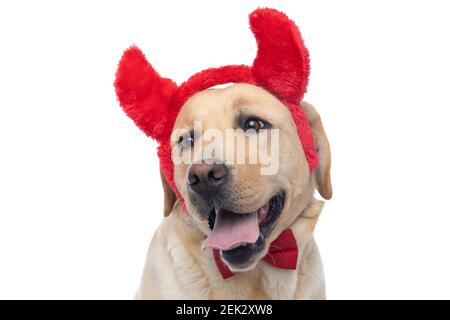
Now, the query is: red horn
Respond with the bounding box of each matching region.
[250,8,310,105]
[114,46,177,141]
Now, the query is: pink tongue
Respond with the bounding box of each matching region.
[202,210,260,251]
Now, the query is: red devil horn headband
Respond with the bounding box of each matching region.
[114,8,318,198]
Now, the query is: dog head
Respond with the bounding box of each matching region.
[170,84,332,271]
[115,8,332,272]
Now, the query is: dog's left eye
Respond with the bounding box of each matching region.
[243,118,267,131]
[178,134,194,149]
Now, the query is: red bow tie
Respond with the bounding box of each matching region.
[212,229,298,279]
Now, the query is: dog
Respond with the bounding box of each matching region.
[136,84,332,299]
[115,8,332,300]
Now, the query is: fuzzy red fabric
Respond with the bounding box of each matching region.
[114,8,318,204]
[213,229,299,279]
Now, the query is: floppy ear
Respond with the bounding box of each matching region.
[160,169,177,217]
[114,46,177,141]
[250,8,310,105]
[301,102,332,200]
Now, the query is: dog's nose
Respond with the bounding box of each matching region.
[188,163,228,192]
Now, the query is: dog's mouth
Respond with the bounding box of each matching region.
[202,193,285,262]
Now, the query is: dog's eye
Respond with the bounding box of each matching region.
[243,118,267,132]
[178,134,194,149]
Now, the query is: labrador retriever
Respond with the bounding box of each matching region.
[114,8,332,300]
[136,84,332,299]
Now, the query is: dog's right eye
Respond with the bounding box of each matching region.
[243,118,269,132]
[178,134,194,149]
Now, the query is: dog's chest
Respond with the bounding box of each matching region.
[258,264,298,299]
[206,264,297,299]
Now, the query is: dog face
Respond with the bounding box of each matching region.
[165,83,331,272]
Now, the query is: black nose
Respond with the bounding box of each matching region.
[188,162,228,194]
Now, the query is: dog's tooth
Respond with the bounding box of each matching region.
[258,203,270,222]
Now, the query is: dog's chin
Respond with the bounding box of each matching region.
[206,193,286,272]
[220,236,266,272]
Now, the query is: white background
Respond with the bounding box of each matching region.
[0,0,449,299]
